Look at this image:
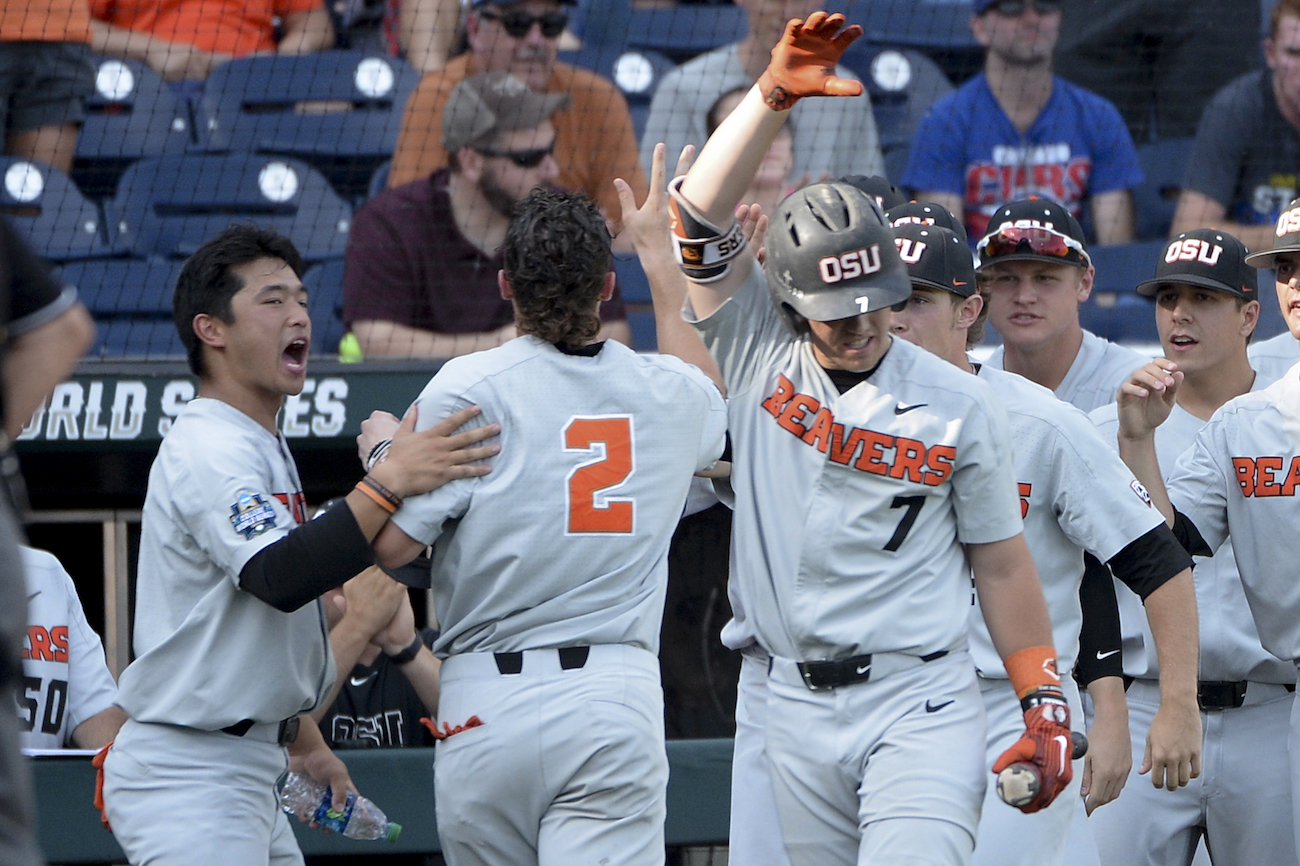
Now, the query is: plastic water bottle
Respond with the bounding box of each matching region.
[276,772,402,842]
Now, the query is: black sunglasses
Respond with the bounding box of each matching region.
[477,9,568,38]
[475,144,555,168]
[987,0,1062,15]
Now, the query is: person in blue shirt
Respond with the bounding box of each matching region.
[901,0,1141,246]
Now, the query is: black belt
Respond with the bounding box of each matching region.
[220,716,300,745]
[1124,677,1295,708]
[494,646,590,675]
[796,650,949,691]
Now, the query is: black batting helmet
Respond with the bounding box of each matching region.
[764,182,912,331]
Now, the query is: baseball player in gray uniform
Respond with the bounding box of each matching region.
[1110,198,1300,859]
[100,225,501,866]
[666,14,1079,865]
[370,189,727,866]
[887,220,1201,866]
[17,546,124,750]
[977,199,1150,413]
[1090,230,1298,865]
[1248,331,1299,382]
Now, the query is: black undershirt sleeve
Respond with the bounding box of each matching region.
[1171,510,1214,558]
[1107,523,1194,601]
[1074,552,1124,687]
[239,502,375,612]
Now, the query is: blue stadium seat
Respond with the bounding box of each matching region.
[0,158,113,262]
[1080,240,1165,344]
[626,309,657,352]
[838,42,953,182]
[1133,137,1195,241]
[624,5,748,64]
[60,258,183,318]
[92,319,186,358]
[109,153,352,261]
[73,57,194,198]
[303,257,348,354]
[838,0,979,50]
[198,51,422,199]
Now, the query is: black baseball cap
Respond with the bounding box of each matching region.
[1244,196,1300,269]
[887,201,969,247]
[837,175,907,212]
[976,198,1090,269]
[894,223,976,298]
[1137,229,1257,299]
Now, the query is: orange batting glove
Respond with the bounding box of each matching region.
[995,645,1073,813]
[757,11,864,111]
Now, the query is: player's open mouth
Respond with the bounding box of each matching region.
[1007,313,1040,325]
[1168,335,1197,349]
[282,338,309,372]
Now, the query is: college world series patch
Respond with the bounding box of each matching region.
[230,492,278,539]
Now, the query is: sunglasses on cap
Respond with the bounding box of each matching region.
[477,8,568,38]
[475,143,555,168]
[986,0,1062,16]
[976,225,1089,265]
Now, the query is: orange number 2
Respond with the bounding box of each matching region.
[564,416,635,534]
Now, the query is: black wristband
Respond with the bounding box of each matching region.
[386,634,423,665]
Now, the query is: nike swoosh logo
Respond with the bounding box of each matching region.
[856,664,871,675]
[1095,649,1120,660]
[925,699,955,713]
[953,279,967,287]
[349,672,378,687]
[895,403,927,415]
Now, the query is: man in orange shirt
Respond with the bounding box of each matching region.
[388,0,646,226]
[90,0,335,82]
[0,0,96,173]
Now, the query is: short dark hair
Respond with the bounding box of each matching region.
[501,189,611,345]
[173,224,305,377]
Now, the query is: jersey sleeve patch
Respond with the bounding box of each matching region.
[229,492,278,539]
[1131,479,1153,507]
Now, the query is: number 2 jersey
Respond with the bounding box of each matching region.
[18,546,117,749]
[392,336,727,657]
[689,267,1024,662]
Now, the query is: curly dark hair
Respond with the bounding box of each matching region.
[173,224,305,377]
[502,188,612,345]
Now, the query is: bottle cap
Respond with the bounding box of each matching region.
[385,823,402,843]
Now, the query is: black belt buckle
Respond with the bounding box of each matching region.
[1197,680,1247,710]
[797,654,873,691]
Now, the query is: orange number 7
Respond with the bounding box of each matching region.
[564,416,635,534]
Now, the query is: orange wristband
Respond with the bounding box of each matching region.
[355,480,397,514]
[1004,645,1062,700]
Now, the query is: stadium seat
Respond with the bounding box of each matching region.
[1133,137,1195,241]
[626,308,656,352]
[624,5,748,64]
[0,158,113,262]
[92,319,187,358]
[303,258,348,355]
[1080,240,1165,344]
[367,160,391,200]
[839,42,953,182]
[198,51,422,199]
[58,258,188,359]
[109,153,352,261]
[73,57,194,199]
[840,0,979,50]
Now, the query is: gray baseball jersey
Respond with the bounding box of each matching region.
[1248,331,1299,384]
[17,546,117,750]
[116,398,334,729]
[1165,370,1300,662]
[968,366,1163,678]
[1092,386,1293,683]
[689,267,1023,662]
[392,336,727,657]
[985,329,1151,413]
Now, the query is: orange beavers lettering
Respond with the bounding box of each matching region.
[1233,456,1300,497]
[761,374,956,486]
[22,625,68,662]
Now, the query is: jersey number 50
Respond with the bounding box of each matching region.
[564,416,635,535]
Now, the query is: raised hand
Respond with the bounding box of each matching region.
[758,11,864,111]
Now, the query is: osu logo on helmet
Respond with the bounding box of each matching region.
[818,245,882,284]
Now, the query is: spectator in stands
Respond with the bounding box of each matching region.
[387,0,645,227]
[902,0,1142,246]
[346,71,630,357]
[0,0,96,173]
[0,219,95,866]
[17,546,125,751]
[1169,0,1300,252]
[89,0,335,83]
[705,86,795,219]
[640,0,882,184]
[1054,0,1260,144]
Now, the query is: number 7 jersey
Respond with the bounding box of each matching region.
[392,336,728,657]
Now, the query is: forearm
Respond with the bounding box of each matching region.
[353,320,508,358]
[971,536,1054,659]
[680,87,790,227]
[89,20,165,63]
[1142,569,1199,704]
[1116,434,1175,525]
[639,244,725,391]
[313,621,377,722]
[70,706,128,749]
[401,0,460,72]
[1087,676,1129,728]
[278,9,335,54]
[394,649,441,716]
[1092,191,1135,245]
[4,304,95,439]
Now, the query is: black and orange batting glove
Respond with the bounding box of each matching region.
[994,645,1073,813]
[756,11,864,111]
